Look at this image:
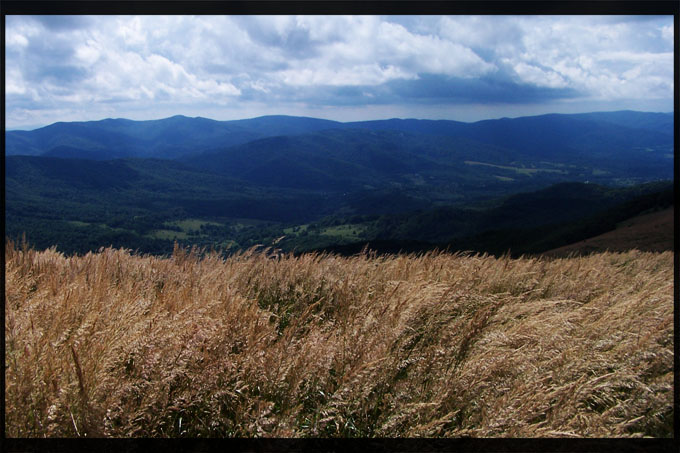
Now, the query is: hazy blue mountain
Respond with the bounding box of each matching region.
[6,116,256,159]
[6,121,140,158]
[457,113,671,162]
[7,112,672,175]
[181,128,474,191]
[225,115,342,137]
[368,110,673,136]
[341,118,469,137]
[183,124,639,202]
[5,110,673,256]
[341,114,672,176]
[5,115,343,160]
[183,114,672,193]
[41,144,136,160]
[566,111,674,135]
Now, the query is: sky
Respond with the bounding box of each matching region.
[5,15,675,130]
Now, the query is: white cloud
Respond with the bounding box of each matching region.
[442,15,674,102]
[86,50,242,102]
[278,63,416,87]
[660,24,673,44]
[4,14,674,129]
[74,40,101,65]
[375,21,495,77]
[115,16,147,47]
[5,68,28,95]
[438,15,522,57]
[267,16,494,89]
[6,31,29,48]
[296,15,347,42]
[512,62,568,89]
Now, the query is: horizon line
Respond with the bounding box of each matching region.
[6,108,674,132]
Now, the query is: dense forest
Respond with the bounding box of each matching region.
[5,111,674,257]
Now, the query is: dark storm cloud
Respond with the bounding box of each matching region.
[22,41,88,86]
[260,73,580,108]
[237,16,322,60]
[34,65,89,86]
[383,74,581,105]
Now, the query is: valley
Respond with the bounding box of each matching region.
[5,111,674,257]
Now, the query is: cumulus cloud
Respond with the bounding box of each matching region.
[4,14,674,129]
[5,68,28,95]
[439,15,674,103]
[6,15,244,118]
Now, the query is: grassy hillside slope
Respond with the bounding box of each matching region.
[309,182,673,256]
[544,207,674,257]
[5,242,673,438]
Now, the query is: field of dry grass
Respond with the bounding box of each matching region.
[5,239,674,438]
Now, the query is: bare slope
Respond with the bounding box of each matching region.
[5,242,673,438]
[544,207,674,257]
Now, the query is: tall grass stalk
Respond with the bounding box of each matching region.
[5,241,673,437]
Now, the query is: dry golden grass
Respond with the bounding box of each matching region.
[5,239,674,438]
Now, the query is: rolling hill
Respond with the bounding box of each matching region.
[310,181,673,257]
[543,207,674,257]
[5,155,335,224]
[7,111,673,184]
[5,111,673,256]
[5,115,344,160]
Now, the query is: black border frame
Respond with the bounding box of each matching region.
[2,2,678,452]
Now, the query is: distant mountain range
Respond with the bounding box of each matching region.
[5,110,674,256]
[7,110,673,162]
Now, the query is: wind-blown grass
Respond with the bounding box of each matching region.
[5,239,673,437]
